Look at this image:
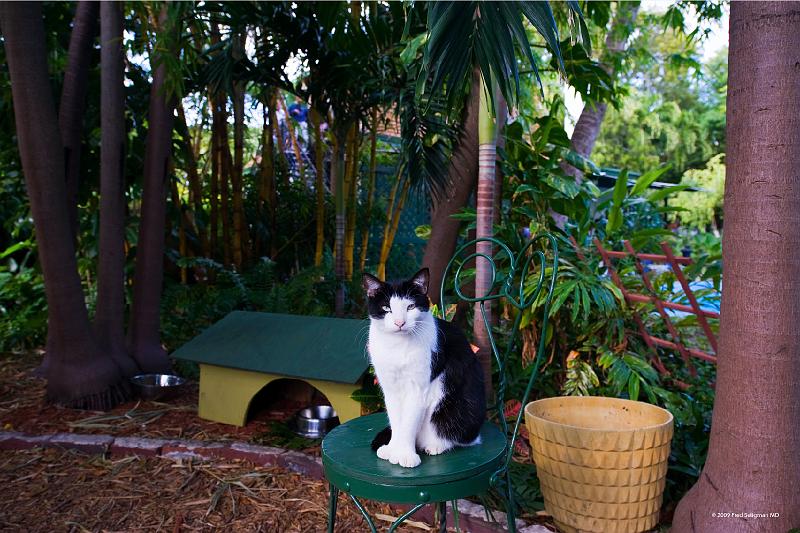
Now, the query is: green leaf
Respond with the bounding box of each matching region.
[414,224,432,240]
[648,184,691,204]
[630,165,671,196]
[612,169,629,207]
[579,284,590,323]
[0,240,32,259]
[400,33,428,66]
[543,175,581,199]
[628,374,640,401]
[514,184,536,196]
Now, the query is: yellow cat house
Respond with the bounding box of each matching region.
[171,311,370,426]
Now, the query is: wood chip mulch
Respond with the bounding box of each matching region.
[0,447,433,532]
[0,353,319,456]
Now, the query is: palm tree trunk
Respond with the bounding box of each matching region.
[59,1,99,241]
[564,2,640,180]
[474,76,497,399]
[96,0,138,376]
[128,18,176,374]
[1,2,129,409]
[422,68,480,303]
[359,109,379,273]
[671,3,800,530]
[311,107,326,266]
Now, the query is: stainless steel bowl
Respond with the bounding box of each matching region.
[130,373,187,401]
[291,405,339,438]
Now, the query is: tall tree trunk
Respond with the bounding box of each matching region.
[1,2,129,408]
[422,68,480,303]
[671,3,800,530]
[59,1,99,240]
[231,31,246,270]
[563,1,640,179]
[311,107,326,266]
[128,25,176,374]
[474,77,497,399]
[359,108,379,272]
[96,1,138,376]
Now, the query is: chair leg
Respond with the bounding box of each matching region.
[327,483,339,533]
[437,501,447,533]
[505,471,516,533]
[451,500,461,533]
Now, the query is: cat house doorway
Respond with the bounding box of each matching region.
[246,378,331,424]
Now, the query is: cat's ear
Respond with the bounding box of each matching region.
[362,273,383,298]
[410,268,430,295]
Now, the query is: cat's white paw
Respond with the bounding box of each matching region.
[393,450,421,468]
[376,444,392,461]
[423,442,451,456]
[377,444,421,468]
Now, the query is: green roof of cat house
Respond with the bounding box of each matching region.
[171,311,370,426]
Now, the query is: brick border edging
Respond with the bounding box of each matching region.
[0,430,549,533]
[0,430,323,479]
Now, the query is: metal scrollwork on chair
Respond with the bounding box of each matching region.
[439,234,559,527]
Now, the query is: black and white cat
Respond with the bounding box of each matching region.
[362,268,485,468]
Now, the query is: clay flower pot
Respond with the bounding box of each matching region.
[525,396,674,533]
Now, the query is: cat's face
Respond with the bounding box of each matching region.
[363,268,431,334]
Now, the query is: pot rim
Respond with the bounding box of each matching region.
[525,396,674,434]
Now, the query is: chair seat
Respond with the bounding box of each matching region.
[322,412,507,504]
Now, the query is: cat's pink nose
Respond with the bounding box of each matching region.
[394,319,406,329]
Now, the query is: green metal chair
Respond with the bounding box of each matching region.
[322,235,559,532]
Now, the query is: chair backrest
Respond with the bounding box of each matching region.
[439,234,558,480]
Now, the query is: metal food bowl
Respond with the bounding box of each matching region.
[130,373,187,401]
[291,405,339,438]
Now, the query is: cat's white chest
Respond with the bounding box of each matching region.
[368,319,437,389]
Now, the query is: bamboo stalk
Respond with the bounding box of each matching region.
[376,166,407,280]
[311,107,326,266]
[344,123,360,280]
[231,31,246,270]
[169,173,188,284]
[209,95,219,260]
[176,102,208,257]
[359,108,379,273]
[269,91,288,184]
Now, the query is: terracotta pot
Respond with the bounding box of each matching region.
[525,396,674,533]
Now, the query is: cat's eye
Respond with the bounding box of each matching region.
[407,304,416,311]
[382,306,391,312]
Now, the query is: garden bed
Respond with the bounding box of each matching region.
[0,353,559,532]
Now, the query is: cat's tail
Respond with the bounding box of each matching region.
[370,426,392,451]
